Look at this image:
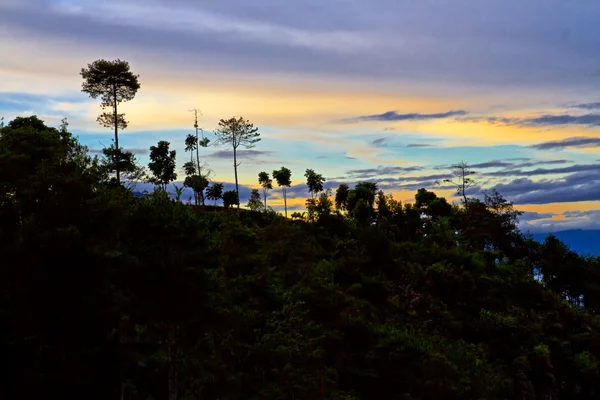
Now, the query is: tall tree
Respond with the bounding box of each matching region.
[214,117,260,209]
[272,167,292,218]
[304,169,326,198]
[184,134,199,205]
[148,141,177,190]
[258,171,273,210]
[442,161,477,205]
[81,59,140,185]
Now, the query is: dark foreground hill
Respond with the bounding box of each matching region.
[3,116,600,400]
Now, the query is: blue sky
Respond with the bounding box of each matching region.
[1,0,600,232]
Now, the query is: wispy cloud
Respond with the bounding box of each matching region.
[569,101,600,110]
[342,110,468,123]
[461,113,600,128]
[529,136,600,150]
[486,163,600,178]
[493,170,600,204]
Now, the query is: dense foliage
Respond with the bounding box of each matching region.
[2,116,600,400]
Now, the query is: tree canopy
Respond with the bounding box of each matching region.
[3,112,600,400]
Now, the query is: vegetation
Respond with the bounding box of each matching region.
[80,59,141,185]
[213,116,260,209]
[2,61,600,400]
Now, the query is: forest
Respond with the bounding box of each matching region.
[1,59,600,400]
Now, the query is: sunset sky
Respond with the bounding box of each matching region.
[1,0,600,232]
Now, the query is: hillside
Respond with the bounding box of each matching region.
[3,117,600,400]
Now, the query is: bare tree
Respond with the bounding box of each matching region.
[214,117,260,209]
[443,161,477,204]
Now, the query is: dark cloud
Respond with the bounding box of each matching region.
[210,149,273,159]
[3,0,600,90]
[525,114,600,127]
[345,165,424,178]
[461,114,600,128]
[492,170,600,204]
[486,163,600,178]
[529,136,600,150]
[370,137,388,147]
[511,159,571,168]
[518,211,556,222]
[471,160,514,169]
[370,137,434,149]
[343,110,467,123]
[570,102,600,110]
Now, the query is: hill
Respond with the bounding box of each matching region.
[532,229,600,256]
[4,116,600,399]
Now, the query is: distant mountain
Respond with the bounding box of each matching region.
[530,230,600,256]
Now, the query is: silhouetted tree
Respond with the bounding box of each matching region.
[214,117,260,209]
[148,141,177,190]
[222,190,239,209]
[273,166,292,218]
[304,169,326,198]
[443,161,477,204]
[81,59,140,185]
[258,171,273,210]
[206,182,224,206]
[335,183,350,211]
[247,188,263,212]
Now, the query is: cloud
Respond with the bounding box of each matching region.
[570,102,600,110]
[461,113,600,128]
[345,165,424,179]
[343,110,467,123]
[486,163,600,178]
[492,170,600,204]
[471,160,514,169]
[529,136,600,150]
[210,149,274,159]
[370,137,436,149]
[518,211,556,222]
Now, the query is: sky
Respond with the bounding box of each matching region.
[1,0,600,232]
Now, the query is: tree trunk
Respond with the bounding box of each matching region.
[195,128,203,207]
[233,146,240,210]
[263,188,267,210]
[283,187,287,218]
[168,324,178,400]
[113,83,120,186]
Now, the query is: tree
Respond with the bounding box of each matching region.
[184,135,199,205]
[222,190,239,209]
[304,169,326,198]
[184,175,209,205]
[247,189,263,212]
[99,144,145,188]
[258,171,273,210]
[214,117,260,209]
[148,141,177,190]
[442,161,477,204]
[273,167,292,218]
[81,59,140,185]
[206,183,224,205]
[335,183,350,211]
